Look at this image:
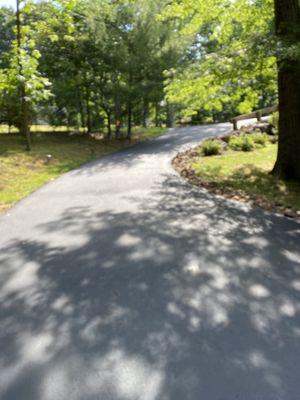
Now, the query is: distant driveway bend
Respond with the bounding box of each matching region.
[1,124,300,400]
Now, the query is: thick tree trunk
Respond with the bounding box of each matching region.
[272,0,300,180]
[155,103,163,127]
[166,103,175,128]
[21,95,31,150]
[16,0,31,151]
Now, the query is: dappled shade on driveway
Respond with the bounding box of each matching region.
[0,124,300,400]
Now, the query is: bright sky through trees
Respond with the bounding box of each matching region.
[0,0,15,8]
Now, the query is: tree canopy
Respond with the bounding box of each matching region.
[162,0,277,121]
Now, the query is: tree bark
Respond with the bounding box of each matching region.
[166,102,175,128]
[85,85,92,134]
[272,0,300,180]
[114,95,121,139]
[16,0,31,151]
[106,111,112,139]
[155,103,160,127]
[143,99,150,128]
[126,101,132,140]
[79,92,86,131]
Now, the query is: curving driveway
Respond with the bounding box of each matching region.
[0,124,300,400]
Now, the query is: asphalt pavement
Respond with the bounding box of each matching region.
[0,123,300,400]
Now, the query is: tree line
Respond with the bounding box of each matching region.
[0,0,183,145]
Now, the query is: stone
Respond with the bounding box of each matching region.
[284,209,295,218]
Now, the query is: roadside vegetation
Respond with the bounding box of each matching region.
[174,125,300,217]
[0,126,166,213]
[194,143,300,211]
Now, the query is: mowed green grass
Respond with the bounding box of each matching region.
[0,124,86,134]
[192,143,300,210]
[0,126,166,213]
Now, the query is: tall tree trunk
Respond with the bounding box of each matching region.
[115,120,121,139]
[155,103,160,127]
[79,92,86,131]
[143,99,149,128]
[106,111,112,139]
[16,0,31,151]
[272,0,300,180]
[114,95,121,139]
[85,85,92,134]
[126,72,133,140]
[126,101,132,140]
[166,102,175,128]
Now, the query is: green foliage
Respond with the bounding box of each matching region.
[0,0,178,136]
[0,0,280,139]
[200,139,223,156]
[0,0,72,130]
[0,7,14,69]
[229,134,255,152]
[271,111,279,130]
[162,0,277,120]
[252,132,268,147]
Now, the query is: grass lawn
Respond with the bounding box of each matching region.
[0,126,166,213]
[0,124,86,134]
[192,143,300,210]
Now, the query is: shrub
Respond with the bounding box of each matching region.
[200,139,222,156]
[269,135,278,144]
[271,111,279,131]
[229,134,255,152]
[203,116,214,124]
[252,132,268,147]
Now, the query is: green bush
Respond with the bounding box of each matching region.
[269,135,278,144]
[229,134,254,152]
[200,139,223,156]
[252,132,268,147]
[271,111,279,131]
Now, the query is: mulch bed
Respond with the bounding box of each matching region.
[172,146,300,221]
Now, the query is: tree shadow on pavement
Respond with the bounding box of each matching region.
[0,176,300,400]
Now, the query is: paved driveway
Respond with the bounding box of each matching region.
[0,124,300,400]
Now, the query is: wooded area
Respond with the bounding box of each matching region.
[0,0,299,180]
